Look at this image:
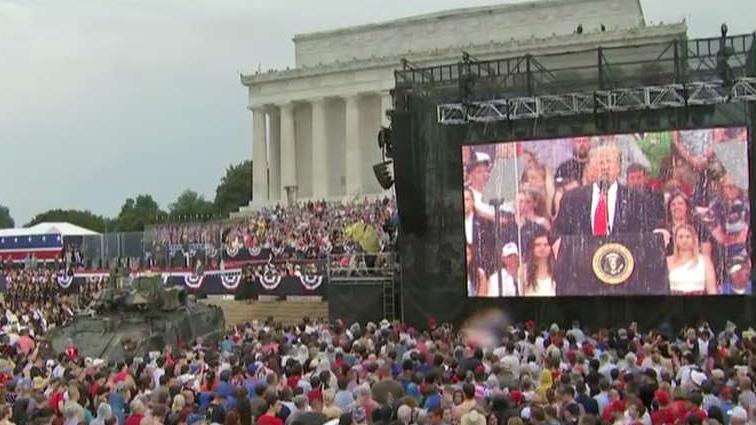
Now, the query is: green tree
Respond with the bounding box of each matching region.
[25,209,112,233]
[214,160,251,216]
[0,205,14,229]
[169,189,216,220]
[114,194,165,232]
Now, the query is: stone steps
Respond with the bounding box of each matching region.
[202,298,328,326]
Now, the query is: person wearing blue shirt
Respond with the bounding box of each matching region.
[406,381,422,403]
[423,385,442,411]
[221,336,234,353]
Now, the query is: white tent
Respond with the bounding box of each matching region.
[0,222,100,238]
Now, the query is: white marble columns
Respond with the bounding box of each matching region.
[250,91,389,206]
[268,108,281,202]
[251,107,267,203]
[279,103,297,201]
[310,98,329,199]
[380,92,392,127]
[344,95,362,195]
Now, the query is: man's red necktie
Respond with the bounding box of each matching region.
[593,191,608,236]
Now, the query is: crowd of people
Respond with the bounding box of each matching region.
[0,267,107,339]
[147,198,397,267]
[0,311,754,425]
[464,129,752,297]
[0,198,397,275]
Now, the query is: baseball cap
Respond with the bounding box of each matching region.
[653,390,669,406]
[691,370,707,387]
[509,390,523,405]
[466,151,492,171]
[719,386,732,398]
[554,162,582,187]
[727,254,749,274]
[501,243,518,257]
[520,407,531,420]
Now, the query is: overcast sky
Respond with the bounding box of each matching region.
[0,0,753,226]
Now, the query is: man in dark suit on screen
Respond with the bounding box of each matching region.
[551,144,668,296]
[553,145,656,237]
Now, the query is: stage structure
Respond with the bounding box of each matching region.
[391,32,756,329]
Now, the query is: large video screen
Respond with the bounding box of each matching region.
[462,127,751,297]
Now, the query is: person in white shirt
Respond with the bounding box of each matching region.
[498,342,521,380]
[152,357,166,389]
[487,243,520,297]
[568,321,586,344]
[466,151,496,220]
[597,352,616,380]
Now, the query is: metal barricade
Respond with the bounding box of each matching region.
[327,252,395,278]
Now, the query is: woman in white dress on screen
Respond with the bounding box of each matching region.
[667,224,718,295]
[521,234,556,297]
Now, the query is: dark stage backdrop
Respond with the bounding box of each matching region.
[391,92,756,330]
[328,283,385,325]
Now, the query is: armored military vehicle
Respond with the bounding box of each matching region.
[41,274,224,361]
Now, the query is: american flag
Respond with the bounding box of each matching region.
[0,234,63,261]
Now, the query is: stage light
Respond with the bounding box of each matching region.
[373,160,394,190]
[377,127,393,157]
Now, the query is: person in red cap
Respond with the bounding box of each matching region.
[509,390,523,406]
[601,390,626,423]
[650,390,674,425]
[582,343,595,359]
[717,386,736,418]
[663,393,707,425]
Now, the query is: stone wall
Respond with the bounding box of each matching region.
[293,0,644,68]
[203,298,329,326]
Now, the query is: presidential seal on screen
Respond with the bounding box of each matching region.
[592,243,634,285]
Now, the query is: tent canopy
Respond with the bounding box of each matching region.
[0,222,100,238]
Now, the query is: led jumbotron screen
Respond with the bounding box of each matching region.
[462,127,751,297]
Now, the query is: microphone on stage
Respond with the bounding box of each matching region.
[598,175,610,194]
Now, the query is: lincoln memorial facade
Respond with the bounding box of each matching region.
[239,0,685,212]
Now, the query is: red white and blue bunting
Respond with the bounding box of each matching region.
[41,263,326,297]
[225,246,240,258]
[184,274,204,289]
[220,271,242,290]
[299,274,323,290]
[56,274,73,289]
